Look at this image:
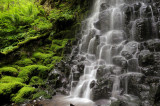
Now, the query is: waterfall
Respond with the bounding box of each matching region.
[71,0,137,101]
[66,0,158,105]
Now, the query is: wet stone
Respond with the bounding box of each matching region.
[96,65,112,79]
[121,51,133,60]
[138,50,154,66]
[90,80,96,88]
[128,58,139,72]
[112,56,127,68]
[73,71,80,81]
[100,3,109,11]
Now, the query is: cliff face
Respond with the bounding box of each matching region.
[0,0,93,105]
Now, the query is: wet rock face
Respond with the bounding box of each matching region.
[136,39,160,105]
[145,39,160,52]
[92,76,113,100]
[48,1,160,106]
[121,51,133,60]
[138,50,154,66]
[93,1,160,105]
[112,56,127,68]
[100,3,109,11]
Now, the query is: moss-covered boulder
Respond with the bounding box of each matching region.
[29,76,44,86]
[51,39,68,54]
[0,67,18,76]
[15,58,33,67]
[0,76,23,83]
[32,90,52,100]
[0,82,25,104]
[11,87,36,103]
[33,52,54,65]
[18,65,49,82]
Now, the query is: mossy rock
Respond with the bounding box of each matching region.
[47,56,62,70]
[0,82,25,104]
[33,52,53,60]
[110,100,121,106]
[18,65,49,82]
[12,87,36,103]
[51,39,68,55]
[29,76,44,86]
[0,67,18,76]
[32,90,52,100]
[15,58,33,67]
[0,76,23,83]
[33,52,54,65]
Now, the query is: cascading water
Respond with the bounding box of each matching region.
[69,0,143,105]
[53,0,159,106]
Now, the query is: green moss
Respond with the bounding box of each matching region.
[29,76,44,86]
[0,67,18,76]
[12,87,36,103]
[15,58,33,66]
[33,52,54,65]
[31,17,52,31]
[49,9,74,21]
[110,100,121,106]
[18,65,49,82]
[52,56,62,63]
[47,56,62,70]
[33,52,53,60]
[51,39,68,54]
[0,76,23,83]
[32,90,52,100]
[0,82,25,99]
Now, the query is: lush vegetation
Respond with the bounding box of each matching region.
[0,0,90,105]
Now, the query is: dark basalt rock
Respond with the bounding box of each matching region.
[154,85,160,105]
[96,65,112,79]
[135,19,152,41]
[90,80,96,88]
[111,44,124,56]
[73,71,80,81]
[94,21,101,30]
[70,104,75,106]
[145,39,160,52]
[128,58,139,72]
[141,66,156,76]
[112,56,127,68]
[121,51,133,60]
[99,9,111,33]
[77,62,85,74]
[100,3,109,11]
[134,2,142,11]
[138,50,154,66]
[92,75,113,100]
[125,41,139,55]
